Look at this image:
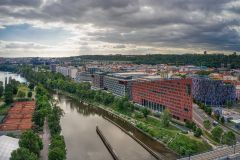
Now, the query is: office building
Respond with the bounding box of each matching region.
[132,78,192,122]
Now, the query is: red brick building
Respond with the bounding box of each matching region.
[132,78,192,122]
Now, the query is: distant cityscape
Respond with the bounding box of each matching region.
[0,54,240,160]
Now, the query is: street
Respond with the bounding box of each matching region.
[40,119,50,160]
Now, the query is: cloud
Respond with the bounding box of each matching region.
[0,0,239,57]
[113,44,126,48]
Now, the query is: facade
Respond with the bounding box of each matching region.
[192,77,236,106]
[75,71,92,82]
[56,66,69,77]
[103,75,132,97]
[68,67,78,79]
[102,72,147,97]
[237,84,240,100]
[92,72,105,89]
[132,78,192,122]
[49,64,57,72]
[87,67,100,74]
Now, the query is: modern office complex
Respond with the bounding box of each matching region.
[75,71,92,82]
[192,77,236,106]
[103,72,147,97]
[132,78,192,122]
[92,72,105,89]
[92,72,148,97]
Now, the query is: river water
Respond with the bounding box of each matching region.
[0,71,26,86]
[53,93,178,160]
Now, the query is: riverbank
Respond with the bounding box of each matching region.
[56,90,210,157]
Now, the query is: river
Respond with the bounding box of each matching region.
[0,71,177,160]
[53,93,178,160]
[0,71,26,86]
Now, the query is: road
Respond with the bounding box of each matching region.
[40,119,50,160]
[192,103,240,141]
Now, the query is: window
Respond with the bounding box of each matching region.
[186,84,191,96]
[184,107,189,112]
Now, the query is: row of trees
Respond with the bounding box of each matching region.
[34,85,66,160]
[20,66,137,117]
[79,54,240,68]
[211,126,236,145]
[10,130,43,160]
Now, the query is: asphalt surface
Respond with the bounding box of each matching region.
[192,103,240,142]
[40,119,50,160]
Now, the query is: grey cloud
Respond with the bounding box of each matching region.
[5,42,48,49]
[0,0,42,7]
[113,44,126,48]
[0,0,240,52]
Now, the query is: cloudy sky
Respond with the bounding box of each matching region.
[0,0,239,57]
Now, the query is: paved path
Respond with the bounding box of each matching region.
[40,119,50,160]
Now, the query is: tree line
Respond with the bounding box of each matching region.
[79,54,240,68]
[10,83,66,160]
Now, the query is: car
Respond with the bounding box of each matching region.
[213,121,218,126]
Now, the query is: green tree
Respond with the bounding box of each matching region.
[48,147,66,160]
[9,79,19,95]
[28,91,32,98]
[220,117,225,124]
[4,84,13,104]
[19,130,43,156]
[33,109,46,127]
[17,90,26,98]
[0,82,3,97]
[203,120,211,130]
[161,109,171,127]
[10,148,38,160]
[29,83,35,90]
[211,126,224,142]
[142,108,150,118]
[194,128,202,137]
[222,131,236,145]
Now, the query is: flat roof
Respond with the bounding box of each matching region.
[0,135,19,160]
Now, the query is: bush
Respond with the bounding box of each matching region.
[141,108,150,118]
[194,128,202,137]
[134,112,144,119]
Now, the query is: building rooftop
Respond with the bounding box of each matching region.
[0,135,19,160]
[107,72,148,80]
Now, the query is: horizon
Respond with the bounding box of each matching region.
[0,0,240,57]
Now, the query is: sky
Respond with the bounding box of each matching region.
[0,0,239,57]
